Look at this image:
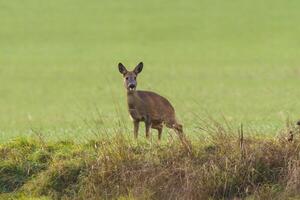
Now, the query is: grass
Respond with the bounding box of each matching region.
[1,0,300,141]
[0,121,300,199]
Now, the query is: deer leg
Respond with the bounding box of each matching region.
[166,120,183,135]
[152,123,163,141]
[166,122,183,138]
[173,123,183,135]
[145,118,152,139]
[166,121,192,153]
[133,121,139,139]
[174,123,192,154]
[157,126,163,141]
[173,123,187,143]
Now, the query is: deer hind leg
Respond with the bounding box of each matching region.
[168,122,184,138]
[152,122,163,141]
[165,121,184,142]
[166,120,182,134]
[166,121,192,153]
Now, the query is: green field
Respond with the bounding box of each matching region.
[1,0,300,142]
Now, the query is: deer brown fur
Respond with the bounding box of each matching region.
[118,62,184,141]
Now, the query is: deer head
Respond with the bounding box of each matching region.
[118,62,143,91]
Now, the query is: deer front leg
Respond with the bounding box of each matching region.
[133,121,139,139]
[145,118,152,139]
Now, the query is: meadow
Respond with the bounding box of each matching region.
[1,0,300,199]
[1,0,300,141]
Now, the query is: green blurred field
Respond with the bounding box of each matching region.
[1,0,300,142]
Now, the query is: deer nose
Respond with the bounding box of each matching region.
[128,84,135,89]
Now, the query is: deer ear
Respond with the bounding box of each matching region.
[134,62,143,74]
[118,63,127,75]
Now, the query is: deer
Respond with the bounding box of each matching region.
[118,62,189,146]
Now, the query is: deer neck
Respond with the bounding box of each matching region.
[127,90,138,108]
[127,90,137,97]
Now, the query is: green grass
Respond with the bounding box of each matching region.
[1,0,300,141]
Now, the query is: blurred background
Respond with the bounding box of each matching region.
[1,0,300,141]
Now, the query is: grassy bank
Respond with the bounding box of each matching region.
[1,122,299,200]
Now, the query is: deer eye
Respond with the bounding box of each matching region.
[126,77,129,80]
[134,77,136,80]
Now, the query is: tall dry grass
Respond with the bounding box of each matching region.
[0,121,299,200]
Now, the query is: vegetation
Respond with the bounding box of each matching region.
[1,121,299,199]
